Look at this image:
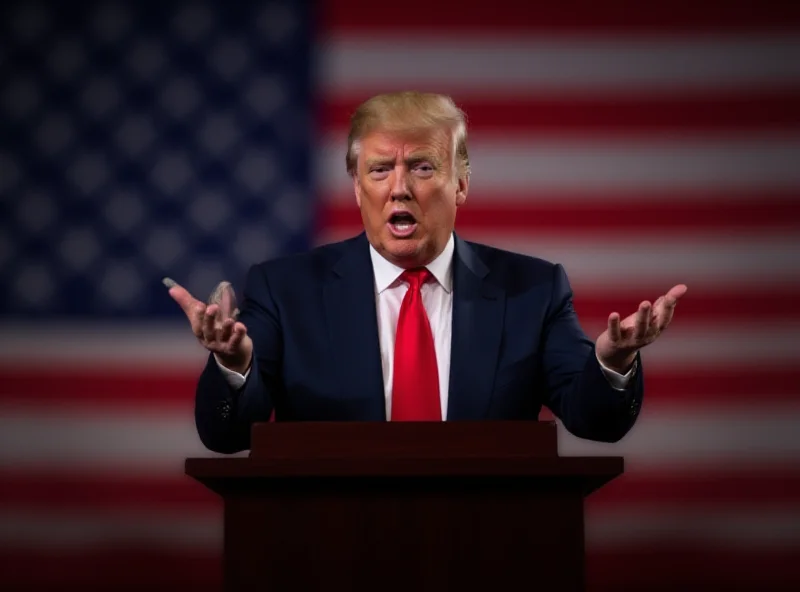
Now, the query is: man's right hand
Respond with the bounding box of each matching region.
[164,277,253,375]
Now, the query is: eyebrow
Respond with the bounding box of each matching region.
[407,154,441,167]
[365,154,442,168]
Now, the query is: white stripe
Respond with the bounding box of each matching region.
[319,34,800,95]
[1,405,799,471]
[2,316,799,369]
[587,507,800,547]
[0,510,220,550]
[1,507,798,550]
[0,408,248,473]
[316,231,800,287]
[317,134,800,195]
[557,403,800,468]
[0,321,206,368]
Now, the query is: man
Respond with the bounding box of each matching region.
[166,91,687,454]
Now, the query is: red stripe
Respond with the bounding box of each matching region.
[641,367,800,402]
[0,470,217,511]
[322,0,800,33]
[317,196,800,234]
[320,91,800,134]
[587,548,800,591]
[572,289,799,324]
[0,549,221,592]
[3,468,799,511]
[0,364,797,407]
[0,548,797,591]
[588,468,800,507]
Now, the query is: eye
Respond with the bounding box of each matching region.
[412,162,434,175]
[369,165,390,178]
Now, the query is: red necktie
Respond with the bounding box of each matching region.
[391,268,442,421]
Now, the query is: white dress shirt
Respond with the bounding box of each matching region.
[217,233,634,418]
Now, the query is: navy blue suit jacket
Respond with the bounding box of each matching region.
[195,232,644,453]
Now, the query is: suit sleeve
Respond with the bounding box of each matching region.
[194,264,282,453]
[539,263,644,443]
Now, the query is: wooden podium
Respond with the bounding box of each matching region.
[185,421,623,592]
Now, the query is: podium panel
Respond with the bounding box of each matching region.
[185,421,623,592]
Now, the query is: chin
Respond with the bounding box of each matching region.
[383,236,430,266]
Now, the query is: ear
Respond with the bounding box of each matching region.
[353,174,362,208]
[455,172,469,207]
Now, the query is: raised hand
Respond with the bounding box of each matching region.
[595,284,688,374]
[163,277,253,374]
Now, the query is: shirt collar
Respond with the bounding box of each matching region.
[369,233,455,294]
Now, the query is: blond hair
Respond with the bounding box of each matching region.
[345,91,470,179]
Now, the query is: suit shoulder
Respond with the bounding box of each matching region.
[466,240,560,277]
[461,239,575,299]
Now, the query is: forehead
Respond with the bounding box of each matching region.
[359,127,452,158]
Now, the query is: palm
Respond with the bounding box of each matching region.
[596,284,687,372]
[164,277,253,372]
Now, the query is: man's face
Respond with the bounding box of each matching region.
[353,126,468,268]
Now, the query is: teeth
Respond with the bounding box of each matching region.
[394,223,412,231]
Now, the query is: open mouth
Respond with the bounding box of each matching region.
[387,212,418,238]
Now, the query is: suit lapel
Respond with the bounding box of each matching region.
[323,234,386,419]
[447,235,506,420]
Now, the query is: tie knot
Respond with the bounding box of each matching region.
[400,268,432,291]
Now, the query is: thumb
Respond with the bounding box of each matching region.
[163,277,202,319]
[208,281,239,320]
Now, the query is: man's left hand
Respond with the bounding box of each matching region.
[595,284,688,374]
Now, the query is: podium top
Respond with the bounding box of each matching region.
[248,420,559,461]
[185,422,623,495]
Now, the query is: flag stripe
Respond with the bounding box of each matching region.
[318,197,800,232]
[317,231,800,289]
[319,35,800,95]
[1,548,798,592]
[2,322,797,368]
[321,91,800,134]
[0,550,221,592]
[2,508,798,550]
[557,404,800,467]
[3,405,799,470]
[1,366,797,407]
[323,0,800,34]
[3,468,798,511]
[318,134,800,192]
[587,548,800,590]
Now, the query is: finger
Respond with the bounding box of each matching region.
[202,304,219,343]
[190,301,206,339]
[655,284,687,331]
[664,284,688,307]
[634,301,651,341]
[657,296,678,331]
[228,322,247,350]
[222,283,239,320]
[218,317,235,344]
[607,312,622,343]
[651,295,664,315]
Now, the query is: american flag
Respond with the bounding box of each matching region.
[1,1,799,590]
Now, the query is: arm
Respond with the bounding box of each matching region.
[539,264,644,443]
[194,264,283,453]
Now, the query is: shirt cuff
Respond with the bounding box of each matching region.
[214,354,250,390]
[596,353,637,391]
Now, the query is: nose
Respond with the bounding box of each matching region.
[390,168,411,201]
